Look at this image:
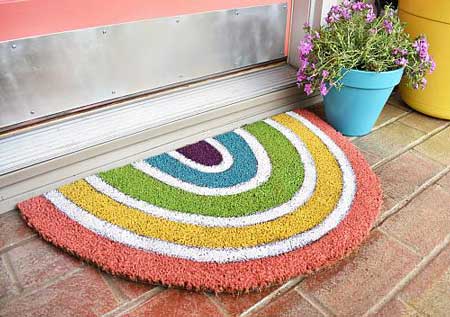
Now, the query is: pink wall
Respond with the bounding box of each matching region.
[0,0,291,53]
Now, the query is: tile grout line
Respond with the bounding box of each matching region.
[101,287,165,317]
[372,111,412,131]
[387,101,411,111]
[0,267,84,307]
[424,156,450,170]
[0,210,17,219]
[1,253,23,295]
[375,166,450,227]
[377,227,423,258]
[409,148,447,166]
[396,296,424,316]
[0,234,38,256]
[100,274,130,304]
[295,288,335,316]
[347,110,411,142]
[386,96,412,112]
[372,121,450,170]
[205,293,231,317]
[371,122,450,170]
[239,276,304,317]
[364,233,450,316]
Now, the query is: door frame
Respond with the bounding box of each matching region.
[288,0,338,68]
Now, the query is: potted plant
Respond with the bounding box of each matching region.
[297,0,435,136]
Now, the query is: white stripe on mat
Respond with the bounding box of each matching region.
[85,119,316,227]
[132,129,272,196]
[45,114,356,263]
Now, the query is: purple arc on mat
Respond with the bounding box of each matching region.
[176,141,223,166]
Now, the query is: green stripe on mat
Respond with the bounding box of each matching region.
[98,121,304,217]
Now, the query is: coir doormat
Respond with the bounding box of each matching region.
[18,109,382,293]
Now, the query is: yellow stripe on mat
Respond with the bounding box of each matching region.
[58,114,343,248]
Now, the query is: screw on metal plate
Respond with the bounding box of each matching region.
[111,90,116,95]
[283,4,288,9]
[30,110,35,115]
[102,30,107,34]
[175,19,180,23]
[11,44,16,49]
[235,10,239,16]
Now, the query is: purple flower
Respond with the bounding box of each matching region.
[421,77,427,88]
[342,8,352,20]
[413,37,431,61]
[330,5,341,14]
[393,48,408,57]
[299,57,309,70]
[325,15,336,24]
[351,2,365,11]
[329,12,341,23]
[320,82,329,96]
[366,9,376,23]
[369,28,377,35]
[304,83,313,95]
[326,4,349,24]
[297,70,307,82]
[430,59,436,73]
[299,40,313,56]
[383,20,393,34]
[322,70,330,79]
[395,57,408,66]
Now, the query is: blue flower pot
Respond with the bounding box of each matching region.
[323,68,405,136]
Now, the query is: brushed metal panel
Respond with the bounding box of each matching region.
[0,64,297,176]
[0,4,287,129]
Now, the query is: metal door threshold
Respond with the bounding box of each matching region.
[0,64,320,213]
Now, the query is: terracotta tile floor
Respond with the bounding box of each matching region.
[1,92,449,317]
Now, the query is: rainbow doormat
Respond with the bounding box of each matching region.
[18,109,382,293]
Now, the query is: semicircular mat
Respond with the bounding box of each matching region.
[18,109,382,293]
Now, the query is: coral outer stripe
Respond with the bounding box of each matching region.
[54,114,344,248]
[18,110,382,292]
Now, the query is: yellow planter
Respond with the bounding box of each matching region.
[399,0,450,119]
